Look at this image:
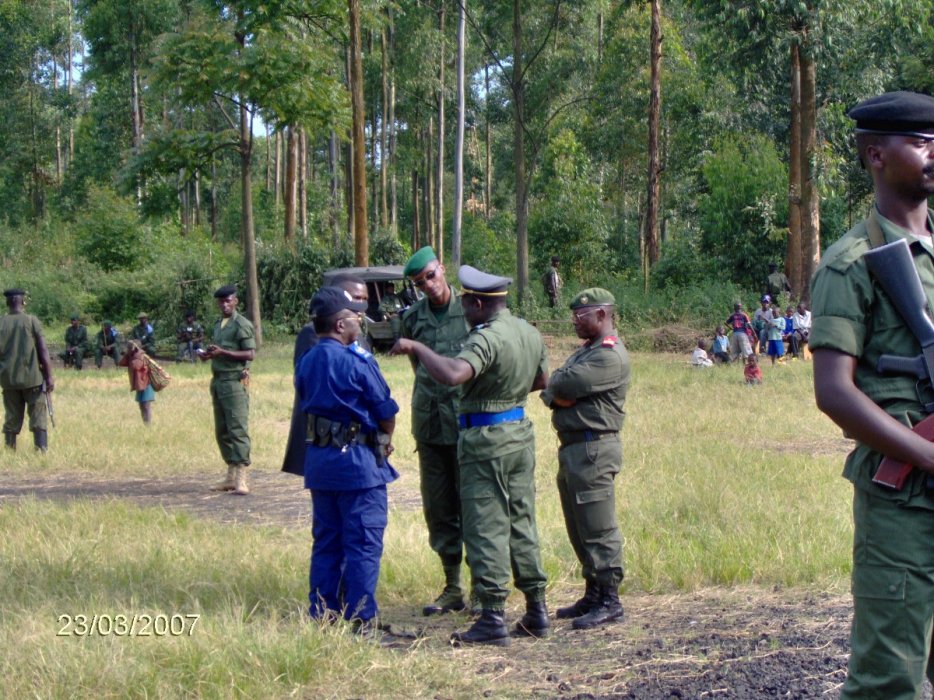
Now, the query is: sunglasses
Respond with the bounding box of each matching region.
[413,268,440,288]
[571,307,602,322]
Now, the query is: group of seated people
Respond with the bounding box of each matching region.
[58,311,206,369]
[692,295,811,368]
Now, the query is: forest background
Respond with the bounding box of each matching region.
[2,0,933,349]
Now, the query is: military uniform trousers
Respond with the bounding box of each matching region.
[842,487,934,699]
[3,385,47,435]
[556,439,624,588]
[60,348,90,370]
[417,441,465,567]
[95,345,121,368]
[210,373,250,465]
[458,437,547,609]
[309,485,387,622]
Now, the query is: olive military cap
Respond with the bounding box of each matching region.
[458,265,512,296]
[848,91,934,138]
[70,313,80,321]
[404,246,438,277]
[570,288,615,309]
[214,284,238,298]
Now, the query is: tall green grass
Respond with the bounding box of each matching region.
[0,343,853,697]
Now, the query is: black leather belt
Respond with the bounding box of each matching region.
[558,430,618,447]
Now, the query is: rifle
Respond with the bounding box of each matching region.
[42,381,54,429]
[863,238,934,488]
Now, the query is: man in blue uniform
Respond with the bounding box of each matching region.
[296,286,399,630]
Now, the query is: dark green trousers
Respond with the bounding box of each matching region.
[556,439,624,588]
[842,488,934,699]
[210,375,250,465]
[2,385,47,434]
[417,441,464,567]
[459,442,546,609]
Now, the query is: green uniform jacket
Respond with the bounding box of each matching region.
[211,312,255,373]
[95,328,120,350]
[401,287,469,445]
[456,308,547,462]
[0,313,45,389]
[810,208,934,509]
[542,332,630,433]
[65,324,89,352]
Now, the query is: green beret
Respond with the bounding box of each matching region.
[570,287,615,309]
[103,319,113,326]
[403,246,438,277]
[70,313,80,321]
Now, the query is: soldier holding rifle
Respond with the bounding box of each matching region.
[0,288,54,451]
[812,91,934,698]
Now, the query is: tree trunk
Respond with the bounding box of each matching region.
[799,44,820,302]
[643,0,663,269]
[349,0,369,265]
[299,128,308,239]
[130,26,143,205]
[265,123,272,191]
[485,63,492,220]
[436,3,446,259]
[380,26,390,229]
[274,130,282,209]
[452,0,466,268]
[426,117,436,250]
[388,13,398,234]
[210,156,218,240]
[67,0,74,164]
[787,41,803,297]
[513,0,529,303]
[194,169,201,226]
[412,168,421,250]
[179,169,189,234]
[328,130,341,248]
[284,126,298,240]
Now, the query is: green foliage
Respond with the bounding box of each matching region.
[256,240,331,332]
[369,228,408,265]
[697,133,788,289]
[460,211,516,277]
[74,186,147,272]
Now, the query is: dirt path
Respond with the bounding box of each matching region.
[2,471,931,699]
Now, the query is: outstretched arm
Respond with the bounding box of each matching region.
[390,338,474,386]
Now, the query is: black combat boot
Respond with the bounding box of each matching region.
[450,608,510,647]
[572,585,624,630]
[556,579,599,619]
[4,432,16,450]
[33,430,48,453]
[513,598,550,638]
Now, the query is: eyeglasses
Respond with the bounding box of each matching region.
[571,308,602,322]
[337,312,364,323]
[413,267,440,288]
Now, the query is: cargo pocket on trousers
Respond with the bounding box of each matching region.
[575,487,614,533]
[851,564,906,601]
[360,510,388,550]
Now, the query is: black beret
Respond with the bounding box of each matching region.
[214,284,238,298]
[458,265,512,297]
[848,91,934,137]
[3,289,25,297]
[310,286,367,318]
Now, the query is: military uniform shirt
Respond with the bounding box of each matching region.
[211,312,255,373]
[400,287,469,445]
[0,313,44,389]
[810,208,934,508]
[456,309,547,462]
[544,332,630,434]
[296,338,399,491]
[65,325,88,350]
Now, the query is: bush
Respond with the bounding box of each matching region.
[75,186,148,272]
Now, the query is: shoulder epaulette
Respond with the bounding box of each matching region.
[349,342,373,360]
[601,335,618,347]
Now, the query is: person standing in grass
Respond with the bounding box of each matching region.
[766,305,786,365]
[200,285,255,496]
[725,302,753,361]
[812,90,934,699]
[296,286,398,631]
[0,289,54,451]
[118,340,154,424]
[391,265,549,647]
[541,288,630,630]
[711,326,731,364]
[397,246,472,617]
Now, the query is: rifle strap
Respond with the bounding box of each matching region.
[866,208,886,249]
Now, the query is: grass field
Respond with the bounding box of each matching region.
[0,339,854,698]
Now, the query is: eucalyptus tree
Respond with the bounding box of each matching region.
[148,0,347,344]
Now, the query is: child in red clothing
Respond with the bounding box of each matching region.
[744,353,763,385]
[118,340,154,424]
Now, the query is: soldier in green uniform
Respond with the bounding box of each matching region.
[764,263,792,301]
[200,285,255,496]
[60,314,90,370]
[0,289,54,451]
[811,91,934,699]
[541,288,630,630]
[95,320,122,368]
[130,313,157,356]
[391,265,549,647]
[396,246,471,615]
